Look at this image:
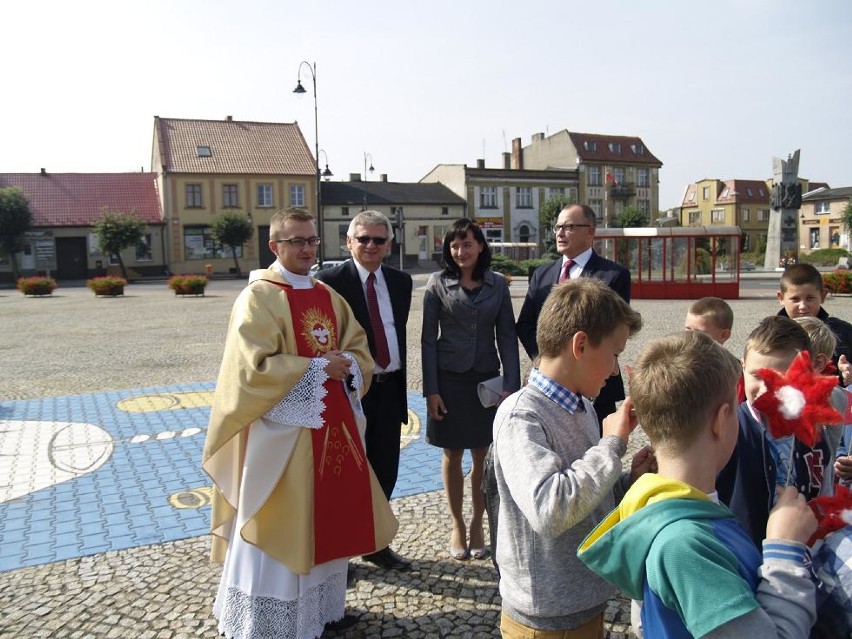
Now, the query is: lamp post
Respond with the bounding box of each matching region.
[318,150,333,181]
[293,61,324,266]
[363,152,375,181]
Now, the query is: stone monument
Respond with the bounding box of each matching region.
[764,150,802,270]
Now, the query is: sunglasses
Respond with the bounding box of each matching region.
[353,236,388,246]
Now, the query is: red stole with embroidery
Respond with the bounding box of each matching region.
[283,283,376,564]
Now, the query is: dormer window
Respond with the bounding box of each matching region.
[720,187,729,198]
[197,145,212,157]
[747,187,754,197]
[758,187,765,197]
[631,143,644,155]
[608,142,621,154]
[583,140,597,152]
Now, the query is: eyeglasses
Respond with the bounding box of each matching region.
[353,236,388,246]
[272,236,321,247]
[552,223,592,234]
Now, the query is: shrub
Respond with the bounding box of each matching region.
[823,271,852,295]
[800,248,851,266]
[168,274,208,295]
[87,275,127,296]
[17,275,57,296]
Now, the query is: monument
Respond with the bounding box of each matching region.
[764,149,802,270]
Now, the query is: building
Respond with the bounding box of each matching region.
[800,185,851,253]
[513,131,663,226]
[321,175,466,267]
[151,116,316,274]
[420,154,579,246]
[0,171,163,282]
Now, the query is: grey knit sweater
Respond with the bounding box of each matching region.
[493,384,629,630]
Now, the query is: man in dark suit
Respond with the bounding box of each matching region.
[516,204,631,426]
[315,211,413,570]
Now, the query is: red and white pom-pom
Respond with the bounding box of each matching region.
[753,351,841,447]
[809,485,852,543]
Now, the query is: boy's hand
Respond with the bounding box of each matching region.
[765,486,817,544]
[839,354,852,386]
[835,454,852,481]
[427,394,447,420]
[602,396,637,444]
[630,445,656,481]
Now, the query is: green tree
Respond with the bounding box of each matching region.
[210,211,254,276]
[0,187,33,280]
[841,201,852,247]
[614,205,649,228]
[539,193,575,256]
[92,209,146,280]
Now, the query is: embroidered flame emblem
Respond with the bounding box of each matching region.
[301,307,336,354]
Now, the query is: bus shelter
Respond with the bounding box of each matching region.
[593,226,742,299]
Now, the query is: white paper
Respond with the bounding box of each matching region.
[477,376,504,408]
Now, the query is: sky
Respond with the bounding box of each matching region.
[2,0,851,210]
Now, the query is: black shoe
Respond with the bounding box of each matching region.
[325,613,359,632]
[361,547,412,571]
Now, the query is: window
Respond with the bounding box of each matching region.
[186,184,202,208]
[815,201,831,214]
[583,140,597,152]
[341,206,349,216]
[742,208,750,222]
[613,168,625,185]
[687,191,696,203]
[637,168,649,187]
[758,187,766,197]
[135,234,152,261]
[441,206,449,216]
[608,142,622,154]
[183,226,242,260]
[223,184,239,208]
[742,234,750,251]
[548,187,565,199]
[747,187,754,197]
[587,166,602,186]
[638,199,650,215]
[810,228,820,249]
[689,211,701,224]
[289,185,305,207]
[631,143,644,155]
[516,187,532,208]
[614,200,624,217]
[589,199,603,222]
[518,224,531,243]
[480,187,498,208]
[256,184,273,207]
[720,188,729,198]
[197,145,212,157]
[757,209,770,222]
[433,225,447,251]
[702,186,710,201]
[711,209,725,223]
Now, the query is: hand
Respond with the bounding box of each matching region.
[765,486,817,545]
[839,354,852,386]
[601,396,637,444]
[630,445,656,481]
[427,394,448,420]
[322,350,352,381]
[835,454,852,481]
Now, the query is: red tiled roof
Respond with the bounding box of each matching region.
[154,117,316,175]
[715,179,770,204]
[567,132,662,166]
[0,173,162,227]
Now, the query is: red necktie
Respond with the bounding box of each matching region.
[559,259,574,283]
[366,272,391,369]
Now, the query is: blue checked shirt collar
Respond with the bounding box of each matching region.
[529,368,585,414]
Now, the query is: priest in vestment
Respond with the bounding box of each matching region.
[203,209,398,639]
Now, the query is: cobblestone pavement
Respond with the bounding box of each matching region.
[2,274,848,638]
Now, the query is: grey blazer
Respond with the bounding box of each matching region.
[421,270,521,397]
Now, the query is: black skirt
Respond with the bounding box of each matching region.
[426,369,499,450]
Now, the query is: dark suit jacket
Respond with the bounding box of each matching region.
[316,259,412,425]
[516,251,631,407]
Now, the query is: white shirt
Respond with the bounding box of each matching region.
[561,247,593,280]
[352,260,402,373]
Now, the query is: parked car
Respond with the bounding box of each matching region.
[309,259,348,275]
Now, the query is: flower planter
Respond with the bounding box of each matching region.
[168,275,208,297]
[173,284,206,296]
[17,276,57,296]
[87,276,127,297]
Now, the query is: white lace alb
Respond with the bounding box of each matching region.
[263,358,329,429]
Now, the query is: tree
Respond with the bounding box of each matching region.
[841,201,852,249]
[0,187,33,280]
[614,205,649,228]
[539,193,576,256]
[210,211,254,276]
[92,209,146,280]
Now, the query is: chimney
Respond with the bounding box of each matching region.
[512,137,523,170]
[40,168,46,175]
[532,132,545,142]
[380,174,388,182]
[476,159,485,169]
[349,173,362,182]
[502,152,511,170]
[225,115,233,121]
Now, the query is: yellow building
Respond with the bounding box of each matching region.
[151,116,316,275]
[800,185,851,253]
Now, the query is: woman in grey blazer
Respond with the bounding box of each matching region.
[422,219,521,561]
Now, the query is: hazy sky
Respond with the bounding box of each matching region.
[2,0,850,209]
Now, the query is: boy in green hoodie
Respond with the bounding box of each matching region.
[578,330,818,638]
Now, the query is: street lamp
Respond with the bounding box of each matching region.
[318,150,333,181]
[363,152,375,181]
[293,60,324,266]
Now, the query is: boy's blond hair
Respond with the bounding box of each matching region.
[687,296,734,331]
[632,331,741,450]
[270,208,313,239]
[779,263,824,294]
[793,316,837,360]
[743,315,812,361]
[536,278,642,359]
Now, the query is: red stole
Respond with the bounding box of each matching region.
[282,283,376,564]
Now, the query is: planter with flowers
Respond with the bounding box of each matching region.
[169,274,208,296]
[87,275,127,297]
[17,276,57,296]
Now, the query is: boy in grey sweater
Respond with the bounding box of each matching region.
[493,278,653,637]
